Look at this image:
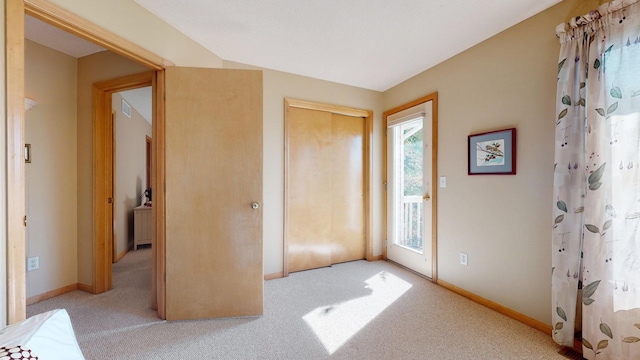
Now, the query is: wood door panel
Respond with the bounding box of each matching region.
[286,107,366,273]
[165,67,263,320]
[330,113,365,264]
[287,107,333,272]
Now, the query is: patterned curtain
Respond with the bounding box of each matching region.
[552,1,640,359]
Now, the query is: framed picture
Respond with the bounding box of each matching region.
[468,128,516,175]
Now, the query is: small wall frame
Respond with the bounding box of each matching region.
[468,128,516,175]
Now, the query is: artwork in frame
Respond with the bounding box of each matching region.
[468,128,516,175]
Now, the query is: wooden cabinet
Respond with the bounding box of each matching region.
[134,205,152,250]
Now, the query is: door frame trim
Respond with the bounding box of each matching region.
[6,0,168,322]
[24,0,170,70]
[6,0,27,324]
[283,98,373,277]
[382,92,439,283]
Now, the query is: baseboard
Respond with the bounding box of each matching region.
[264,272,283,280]
[77,283,93,293]
[26,283,78,305]
[368,255,383,261]
[437,279,552,335]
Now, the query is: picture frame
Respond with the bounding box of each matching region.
[24,144,31,163]
[468,128,516,175]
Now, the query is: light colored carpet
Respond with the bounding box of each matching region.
[27,249,566,359]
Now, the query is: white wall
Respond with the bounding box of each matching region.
[382,0,597,324]
[24,40,78,298]
[112,92,151,259]
[223,61,384,275]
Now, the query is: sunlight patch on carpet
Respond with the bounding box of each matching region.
[79,321,165,341]
[302,271,412,354]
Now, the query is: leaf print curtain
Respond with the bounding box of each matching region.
[553,1,640,359]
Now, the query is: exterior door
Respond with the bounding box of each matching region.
[164,67,263,320]
[386,101,433,278]
[287,107,365,273]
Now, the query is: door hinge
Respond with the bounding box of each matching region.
[24,215,27,227]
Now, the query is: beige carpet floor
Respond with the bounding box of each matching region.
[27,248,566,359]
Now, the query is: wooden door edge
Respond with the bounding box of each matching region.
[364,110,374,262]
[111,110,117,263]
[6,0,27,324]
[282,99,291,277]
[153,70,166,319]
[382,92,439,283]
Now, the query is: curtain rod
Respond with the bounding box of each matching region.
[556,0,639,37]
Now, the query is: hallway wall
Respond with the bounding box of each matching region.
[24,40,78,298]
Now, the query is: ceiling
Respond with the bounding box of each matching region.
[25,15,151,122]
[133,0,561,91]
[25,0,561,92]
[25,15,106,58]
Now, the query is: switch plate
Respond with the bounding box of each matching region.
[440,176,447,188]
[460,252,468,266]
[27,256,39,271]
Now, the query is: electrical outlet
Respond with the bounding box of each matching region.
[27,256,39,271]
[460,252,468,266]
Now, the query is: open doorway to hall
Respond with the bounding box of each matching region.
[112,88,153,261]
[24,13,154,309]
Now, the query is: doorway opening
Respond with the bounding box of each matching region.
[112,87,153,261]
[383,93,438,281]
[391,118,425,253]
[93,72,156,295]
[7,1,167,323]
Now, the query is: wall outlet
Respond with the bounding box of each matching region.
[27,256,39,271]
[460,252,468,266]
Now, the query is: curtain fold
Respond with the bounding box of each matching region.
[553,1,640,359]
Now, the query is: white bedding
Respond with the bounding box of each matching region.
[0,309,84,360]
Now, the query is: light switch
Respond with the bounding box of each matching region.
[439,176,447,188]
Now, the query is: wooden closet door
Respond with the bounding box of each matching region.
[287,107,333,272]
[330,113,365,264]
[286,108,365,273]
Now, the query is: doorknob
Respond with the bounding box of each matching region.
[423,193,431,201]
[251,202,260,210]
